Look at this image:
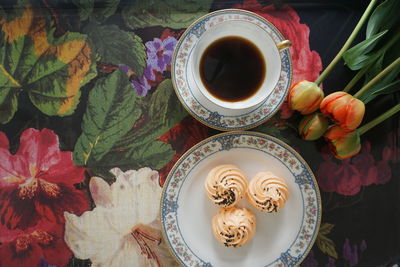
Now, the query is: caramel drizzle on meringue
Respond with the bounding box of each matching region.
[212,207,256,248]
[248,172,289,212]
[205,164,247,207]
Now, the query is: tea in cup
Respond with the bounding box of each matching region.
[192,14,291,110]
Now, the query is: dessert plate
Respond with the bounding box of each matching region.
[171,9,292,131]
[161,132,321,267]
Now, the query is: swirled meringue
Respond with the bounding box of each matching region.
[205,164,247,207]
[247,172,289,212]
[212,207,256,248]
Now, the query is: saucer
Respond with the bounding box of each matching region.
[161,131,321,266]
[172,9,292,131]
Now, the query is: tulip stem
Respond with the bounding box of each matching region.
[343,65,371,93]
[359,104,400,135]
[314,0,378,86]
[353,57,400,99]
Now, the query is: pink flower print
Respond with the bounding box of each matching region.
[386,130,400,163]
[351,141,377,186]
[0,128,88,230]
[317,146,361,195]
[375,147,392,185]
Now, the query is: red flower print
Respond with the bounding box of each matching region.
[0,128,89,230]
[158,117,209,186]
[0,221,71,267]
[375,147,391,185]
[279,101,294,119]
[386,130,400,163]
[335,161,362,196]
[317,146,361,195]
[235,0,322,119]
[0,132,8,149]
[351,142,377,186]
[317,132,397,195]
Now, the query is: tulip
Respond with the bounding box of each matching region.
[298,113,329,140]
[320,92,365,131]
[324,125,361,159]
[288,80,324,114]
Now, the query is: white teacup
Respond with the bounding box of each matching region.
[192,17,291,110]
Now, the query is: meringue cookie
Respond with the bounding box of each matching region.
[205,164,247,207]
[212,207,256,248]
[247,172,289,212]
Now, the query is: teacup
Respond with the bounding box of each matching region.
[191,10,291,110]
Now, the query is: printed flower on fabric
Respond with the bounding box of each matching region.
[0,129,89,230]
[120,35,177,96]
[120,65,154,96]
[342,238,367,266]
[235,0,322,118]
[146,36,177,73]
[64,168,177,267]
[317,140,393,196]
[0,221,72,267]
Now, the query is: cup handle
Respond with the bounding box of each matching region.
[276,40,292,51]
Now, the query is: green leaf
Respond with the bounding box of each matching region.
[72,0,94,21]
[316,234,338,259]
[364,50,385,82]
[93,0,120,20]
[98,140,174,170]
[318,223,335,235]
[361,75,400,104]
[0,4,97,123]
[0,88,18,124]
[92,79,187,172]
[84,23,146,76]
[363,33,400,82]
[366,0,400,38]
[129,141,174,170]
[343,30,388,70]
[73,69,141,165]
[113,79,187,150]
[68,0,120,21]
[122,0,212,30]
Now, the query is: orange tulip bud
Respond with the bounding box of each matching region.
[320,92,365,131]
[298,113,329,140]
[324,125,361,159]
[288,80,324,114]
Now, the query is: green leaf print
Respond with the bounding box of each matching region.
[122,0,212,30]
[111,79,187,152]
[66,0,120,21]
[84,23,146,76]
[92,79,187,174]
[317,223,338,259]
[72,0,95,21]
[73,69,141,165]
[317,235,338,259]
[0,4,97,124]
[318,223,335,235]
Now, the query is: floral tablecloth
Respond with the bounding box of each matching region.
[0,0,398,266]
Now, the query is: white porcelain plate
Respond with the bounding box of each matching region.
[161,132,321,267]
[171,9,292,131]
